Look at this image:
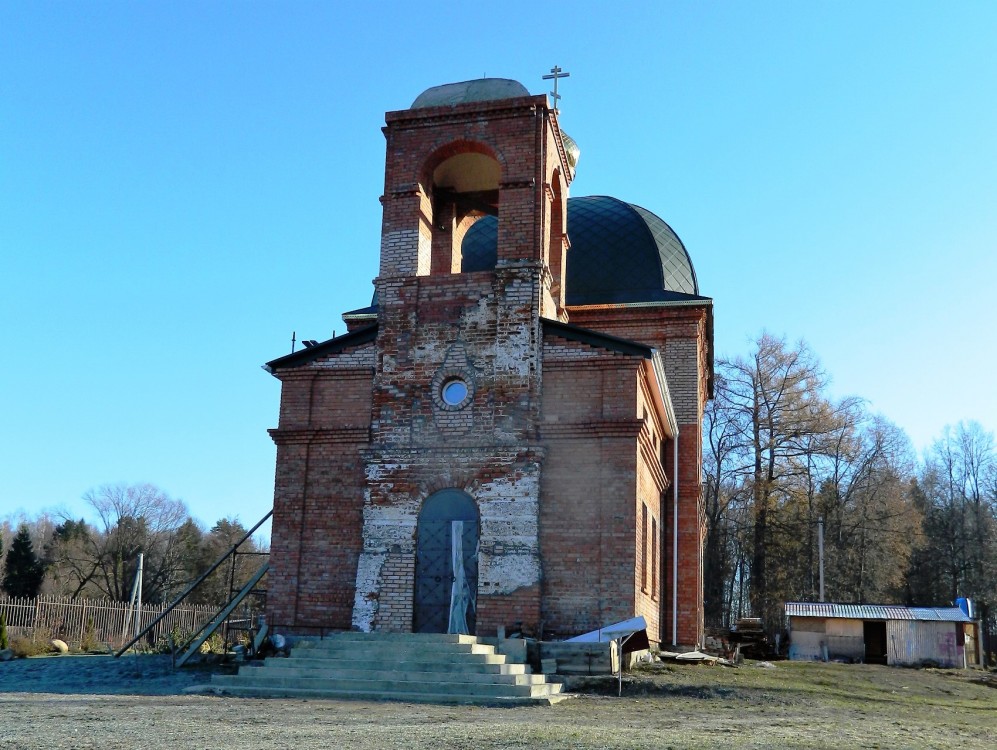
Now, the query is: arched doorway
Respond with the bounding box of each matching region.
[414,489,479,634]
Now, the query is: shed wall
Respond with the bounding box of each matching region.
[788,616,866,662]
[887,621,964,668]
[787,617,866,662]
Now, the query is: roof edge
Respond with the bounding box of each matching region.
[566,293,713,309]
[542,318,653,358]
[785,601,974,623]
[264,324,378,374]
[648,351,679,438]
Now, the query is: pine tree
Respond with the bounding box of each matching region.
[0,611,8,650]
[2,526,45,598]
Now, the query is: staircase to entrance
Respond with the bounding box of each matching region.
[192,631,568,705]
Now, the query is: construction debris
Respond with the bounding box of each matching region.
[658,650,736,667]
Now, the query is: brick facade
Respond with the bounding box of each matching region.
[264,80,712,648]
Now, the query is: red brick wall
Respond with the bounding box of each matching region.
[267,360,373,634]
[540,343,667,643]
[635,368,667,641]
[568,304,710,647]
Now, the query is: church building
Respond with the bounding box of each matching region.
[263,77,713,648]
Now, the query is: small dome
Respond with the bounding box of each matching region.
[411,78,531,109]
[560,131,581,171]
[461,195,699,305]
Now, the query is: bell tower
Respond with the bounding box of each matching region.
[369,78,575,449]
[352,79,574,635]
[376,78,572,318]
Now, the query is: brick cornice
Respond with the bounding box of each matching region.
[540,419,643,439]
[276,367,373,381]
[361,445,547,461]
[384,95,548,127]
[268,427,370,446]
[543,357,640,372]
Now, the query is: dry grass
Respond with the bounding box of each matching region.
[0,655,995,749]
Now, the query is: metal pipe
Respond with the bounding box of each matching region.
[672,434,679,646]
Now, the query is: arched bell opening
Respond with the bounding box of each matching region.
[547,169,568,309]
[413,489,480,634]
[420,144,501,275]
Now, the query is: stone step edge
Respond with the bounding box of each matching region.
[261,657,519,671]
[213,673,557,692]
[293,644,499,656]
[291,630,481,643]
[225,668,546,684]
[185,683,571,706]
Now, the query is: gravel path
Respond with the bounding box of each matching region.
[0,654,208,696]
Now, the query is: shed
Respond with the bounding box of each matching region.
[785,602,979,668]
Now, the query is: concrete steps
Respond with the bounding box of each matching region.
[187,632,568,705]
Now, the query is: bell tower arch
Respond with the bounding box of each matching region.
[375,79,573,294]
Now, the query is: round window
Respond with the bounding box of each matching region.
[441,379,469,406]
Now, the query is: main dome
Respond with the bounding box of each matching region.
[411,78,531,109]
[461,195,700,305]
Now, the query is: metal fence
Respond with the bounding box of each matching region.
[0,595,217,651]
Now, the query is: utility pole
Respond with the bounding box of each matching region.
[122,552,145,643]
[134,553,144,637]
[818,517,825,602]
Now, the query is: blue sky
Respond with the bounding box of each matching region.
[3,1,996,533]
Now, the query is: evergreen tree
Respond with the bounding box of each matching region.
[2,525,45,598]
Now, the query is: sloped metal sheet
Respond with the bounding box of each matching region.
[786,602,972,623]
[907,607,973,623]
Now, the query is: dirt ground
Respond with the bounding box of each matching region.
[2,654,996,749]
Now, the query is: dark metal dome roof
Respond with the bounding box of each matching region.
[461,195,700,305]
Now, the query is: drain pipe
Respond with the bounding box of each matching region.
[672,433,679,646]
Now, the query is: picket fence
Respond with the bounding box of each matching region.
[0,595,217,651]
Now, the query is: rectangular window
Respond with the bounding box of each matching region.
[641,503,648,592]
[651,517,658,599]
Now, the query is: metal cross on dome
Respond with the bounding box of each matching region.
[542,65,570,109]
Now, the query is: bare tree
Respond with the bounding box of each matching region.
[719,334,848,625]
[42,518,101,598]
[702,372,752,626]
[74,483,191,602]
[911,423,996,608]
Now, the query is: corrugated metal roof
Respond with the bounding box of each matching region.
[907,607,973,622]
[785,602,972,623]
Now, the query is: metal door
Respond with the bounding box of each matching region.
[413,490,478,634]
